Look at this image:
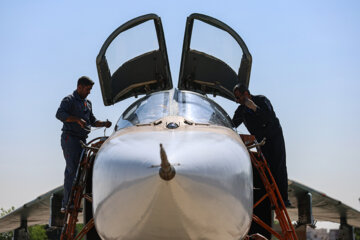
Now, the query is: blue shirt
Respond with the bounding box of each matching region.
[56,90,97,139]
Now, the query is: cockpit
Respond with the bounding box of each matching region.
[115,89,235,131]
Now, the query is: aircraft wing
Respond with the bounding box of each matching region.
[0,186,83,233]
[2,180,360,234]
[287,179,360,228]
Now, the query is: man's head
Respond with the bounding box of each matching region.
[77,76,94,99]
[233,83,250,105]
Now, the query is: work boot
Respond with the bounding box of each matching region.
[61,204,75,213]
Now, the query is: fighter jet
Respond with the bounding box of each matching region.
[1,13,360,240]
[92,13,253,240]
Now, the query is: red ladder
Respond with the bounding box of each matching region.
[241,135,298,240]
[60,137,107,240]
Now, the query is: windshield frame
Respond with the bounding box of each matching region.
[175,89,235,129]
[115,89,235,131]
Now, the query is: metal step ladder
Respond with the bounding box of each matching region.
[60,137,107,240]
[241,134,298,240]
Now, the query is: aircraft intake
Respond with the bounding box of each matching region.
[159,143,176,181]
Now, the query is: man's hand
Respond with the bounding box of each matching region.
[245,98,258,111]
[104,120,112,128]
[65,116,87,128]
[93,120,112,128]
[76,118,87,128]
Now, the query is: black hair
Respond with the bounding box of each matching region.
[77,76,94,87]
[233,83,250,94]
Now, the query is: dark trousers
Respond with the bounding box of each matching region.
[261,130,288,202]
[61,133,85,208]
[249,168,272,239]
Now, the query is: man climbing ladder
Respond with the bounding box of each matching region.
[232,84,290,239]
[241,135,297,240]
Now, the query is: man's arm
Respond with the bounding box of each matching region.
[87,101,112,128]
[254,97,278,125]
[65,116,87,128]
[232,107,244,128]
[254,96,281,137]
[56,97,71,122]
[93,120,112,128]
[56,97,87,128]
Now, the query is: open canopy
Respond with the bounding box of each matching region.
[96,13,252,105]
[96,14,172,106]
[178,13,252,101]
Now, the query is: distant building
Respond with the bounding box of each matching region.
[329,229,339,240]
[307,228,329,240]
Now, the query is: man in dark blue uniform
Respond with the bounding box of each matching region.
[232,84,289,239]
[56,76,112,211]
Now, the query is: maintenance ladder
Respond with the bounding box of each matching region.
[241,134,298,240]
[60,136,107,240]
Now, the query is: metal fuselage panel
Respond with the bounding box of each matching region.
[93,124,253,240]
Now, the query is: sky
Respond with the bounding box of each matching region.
[0,0,360,229]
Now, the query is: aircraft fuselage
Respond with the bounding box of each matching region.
[92,90,253,240]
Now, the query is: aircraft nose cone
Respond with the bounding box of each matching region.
[92,129,253,240]
[159,143,176,181]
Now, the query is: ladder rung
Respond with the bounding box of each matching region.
[240,134,298,240]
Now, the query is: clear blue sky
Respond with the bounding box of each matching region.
[1,0,359,228]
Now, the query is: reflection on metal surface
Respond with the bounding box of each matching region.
[93,126,252,240]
